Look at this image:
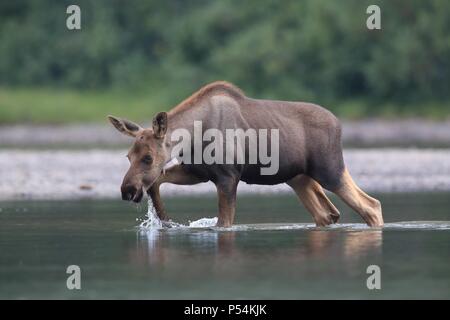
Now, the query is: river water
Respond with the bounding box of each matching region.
[0,193,449,299]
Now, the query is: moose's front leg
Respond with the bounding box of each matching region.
[147,184,169,221]
[215,178,239,228]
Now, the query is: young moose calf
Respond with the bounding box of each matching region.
[108,81,383,228]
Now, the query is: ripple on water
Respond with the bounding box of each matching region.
[138,200,450,232]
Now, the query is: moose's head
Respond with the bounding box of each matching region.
[108,112,169,203]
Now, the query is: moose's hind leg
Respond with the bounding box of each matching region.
[288,174,340,227]
[333,168,383,227]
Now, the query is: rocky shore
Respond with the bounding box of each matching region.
[1,148,449,200]
[1,119,450,148]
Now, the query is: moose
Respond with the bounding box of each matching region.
[108,81,383,228]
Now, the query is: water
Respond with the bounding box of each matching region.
[138,199,218,229]
[0,193,449,299]
[139,200,164,229]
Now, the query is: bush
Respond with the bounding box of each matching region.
[0,0,449,110]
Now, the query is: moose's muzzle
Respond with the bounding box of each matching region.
[121,184,144,203]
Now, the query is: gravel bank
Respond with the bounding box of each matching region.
[1,119,450,148]
[1,149,450,200]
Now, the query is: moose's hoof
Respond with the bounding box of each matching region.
[315,211,340,227]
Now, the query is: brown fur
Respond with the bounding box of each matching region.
[108,81,383,228]
[169,81,245,114]
[288,174,340,226]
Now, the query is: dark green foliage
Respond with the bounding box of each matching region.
[0,0,449,109]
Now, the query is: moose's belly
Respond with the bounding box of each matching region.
[240,164,302,185]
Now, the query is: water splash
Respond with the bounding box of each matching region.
[138,199,163,229]
[138,199,216,230]
[188,217,218,228]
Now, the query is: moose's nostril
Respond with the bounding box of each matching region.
[121,185,137,201]
[121,192,132,201]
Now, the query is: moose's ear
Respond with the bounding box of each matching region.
[107,115,143,137]
[152,112,168,139]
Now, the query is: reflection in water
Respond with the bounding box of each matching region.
[343,230,382,259]
[128,229,166,267]
[300,230,382,259]
[129,226,382,271]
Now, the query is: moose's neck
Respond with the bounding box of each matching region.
[167,103,208,134]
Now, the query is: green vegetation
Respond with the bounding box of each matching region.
[0,0,449,123]
[0,87,448,124]
[0,87,164,124]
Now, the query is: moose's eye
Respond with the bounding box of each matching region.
[142,155,152,165]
